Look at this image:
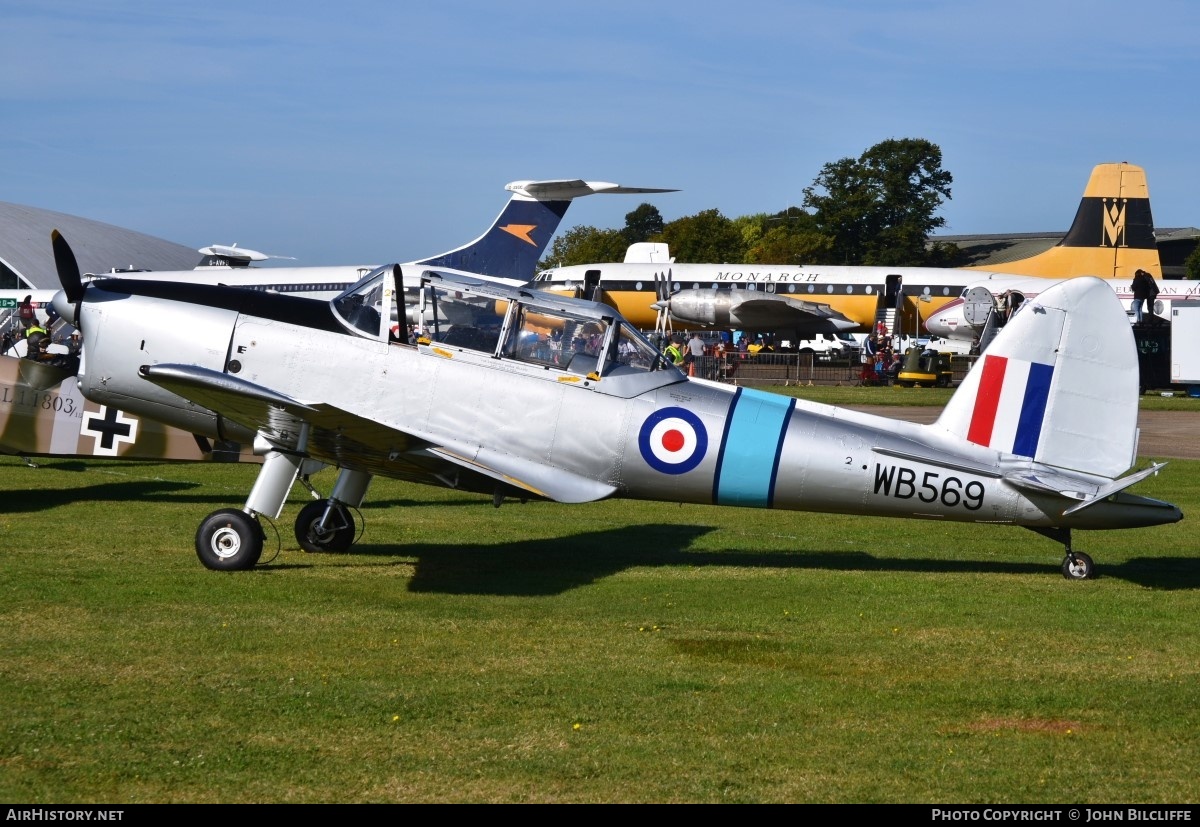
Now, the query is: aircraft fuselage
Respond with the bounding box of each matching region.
[69,275,1178,533]
[531,262,1001,336]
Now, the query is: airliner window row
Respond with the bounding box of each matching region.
[241,282,357,294]
[564,280,966,297]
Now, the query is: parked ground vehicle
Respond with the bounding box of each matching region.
[896,346,954,387]
[781,333,859,362]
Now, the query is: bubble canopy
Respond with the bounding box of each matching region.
[331,266,683,397]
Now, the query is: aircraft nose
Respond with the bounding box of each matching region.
[51,289,77,326]
[925,308,958,337]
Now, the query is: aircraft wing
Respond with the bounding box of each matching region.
[140,364,617,503]
[727,294,857,331]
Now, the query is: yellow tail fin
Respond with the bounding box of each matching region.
[965,162,1161,279]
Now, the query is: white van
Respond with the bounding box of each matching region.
[781,334,859,362]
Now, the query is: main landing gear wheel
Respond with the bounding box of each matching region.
[196,509,264,571]
[294,500,356,553]
[1062,551,1095,580]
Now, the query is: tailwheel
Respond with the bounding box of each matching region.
[196,509,264,571]
[1062,551,1095,580]
[294,500,356,553]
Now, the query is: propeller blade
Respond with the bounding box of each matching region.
[51,230,84,303]
[652,270,675,340]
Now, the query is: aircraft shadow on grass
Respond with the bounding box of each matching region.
[8,482,1193,590]
[2,471,487,513]
[263,524,1200,594]
[6,478,201,511]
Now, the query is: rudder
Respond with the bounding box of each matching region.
[414,193,570,281]
[936,277,1139,479]
[413,179,677,283]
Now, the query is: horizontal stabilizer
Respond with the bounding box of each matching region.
[505,180,678,200]
[1060,462,1168,516]
[1003,462,1168,516]
[197,245,272,262]
[1004,469,1102,502]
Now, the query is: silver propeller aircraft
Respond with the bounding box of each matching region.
[51,233,1181,579]
[3,179,675,463]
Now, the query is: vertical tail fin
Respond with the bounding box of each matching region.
[412,180,677,282]
[935,277,1138,479]
[965,162,1161,279]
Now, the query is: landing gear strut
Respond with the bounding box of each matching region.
[194,424,375,569]
[294,501,355,553]
[195,438,307,571]
[293,467,372,554]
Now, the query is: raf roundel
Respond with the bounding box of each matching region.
[638,407,708,475]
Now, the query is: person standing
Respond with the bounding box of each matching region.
[664,335,685,367]
[17,295,36,330]
[23,319,49,359]
[686,332,706,376]
[860,334,879,384]
[1131,269,1159,323]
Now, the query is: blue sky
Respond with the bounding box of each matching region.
[3,0,1197,266]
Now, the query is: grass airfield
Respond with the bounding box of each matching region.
[2,391,1198,803]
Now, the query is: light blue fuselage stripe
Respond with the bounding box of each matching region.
[715,388,794,507]
[1013,362,1054,457]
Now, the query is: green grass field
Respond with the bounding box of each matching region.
[2,390,1198,803]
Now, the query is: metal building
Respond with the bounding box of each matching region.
[0,201,200,291]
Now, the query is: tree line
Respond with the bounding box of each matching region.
[539,138,965,271]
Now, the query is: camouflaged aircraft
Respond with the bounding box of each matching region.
[49,229,1181,579]
[0,351,257,464]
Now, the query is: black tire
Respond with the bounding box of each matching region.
[196,509,263,571]
[1062,551,1095,580]
[294,500,356,553]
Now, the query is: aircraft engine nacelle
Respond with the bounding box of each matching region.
[663,289,731,327]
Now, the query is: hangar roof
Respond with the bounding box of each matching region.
[938,227,1200,278]
[0,201,200,290]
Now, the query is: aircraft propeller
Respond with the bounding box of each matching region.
[651,268,675,343]
[51,230,84,303]
[50,230,85,327]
